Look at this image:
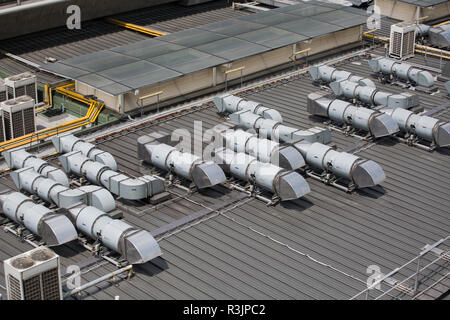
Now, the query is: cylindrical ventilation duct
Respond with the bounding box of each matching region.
[10,167,116,212]
[214,148,310,201]
[330,79,420,109]
[213,94,283,122]
[66,204,161,264]
[3,148,69,186]
[307,92,400,138]
[0,191,77,246]
[52,134,117,171]
[137,133,226,189]
[368,57,435,88]
[58,151,165,200]
[308,65,376,87]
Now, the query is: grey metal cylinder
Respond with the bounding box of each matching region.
[308,65,376,87]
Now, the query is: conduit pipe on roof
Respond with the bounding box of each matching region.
[65,204,161,264]
[229,110,386,188]
[213,148,310,201]
[0,191,77,246]
[330,79,420,109]
[137,132,226,189]
[3,148,69,187]
[59,151,165,200]
[368,57,435,88]
[52,134,117,171]
[214,94,283,122]
[213,125,306,170]
[308,65,376,87]
[11,167,116,212]
[307,92,400,138]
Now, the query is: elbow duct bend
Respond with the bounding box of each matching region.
[52,134,117,171]
[59,151,165,200]
[368,57,435,88]
[382,108,450,147]
[214,148,310,201]
[308,65,376,87]
[213,94,283,122]
[68,205,161,264]
[137,134,226,189]
[3,148,69,187]
[330,79,420,109]
[307,92,400,138]
[216,128,306,170]
[10,167,116,212]
[294,142,386,188]
[0,191,77,246]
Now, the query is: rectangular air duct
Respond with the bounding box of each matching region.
[389,23,416,60]
[1,95,36,140]
[4,72,38,102]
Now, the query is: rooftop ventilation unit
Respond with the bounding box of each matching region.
[416,24,450,48]
[368,57,435,88]
[213,148,310,201]
[59,151,165,201]
[307,92,400,138]
[3,147,69,186]
[308,65,376,87]
[52,134,117,171]
[65,204,161,264]
[1,95,36,140]
[0,191,77,246]
[4,72,38,102]
[137,132,227,189]
[389,23,416,60]
[213,125,306,170]
[11,167,116,212]
[445,81,450,95]
[330,79,420,109]
[4,247,62,300]
[213,94,283,122]
[229,110,386,189]
[0,79,6,102]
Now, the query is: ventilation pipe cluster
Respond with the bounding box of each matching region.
[3,148,69,186]
[308,65,376,87]
[229,110,386,188]
[59,151,165,200]
[213,148,310,201]
[0,191,77,246]
[368,57,435,88]
[416,24,450,48]
[11,167,116,212]
[213,94,283,122]
[65,204,161,264]
[137,132,226,189]
[214,126,306,170]
[330,79,420,109]
[307,92,400,138]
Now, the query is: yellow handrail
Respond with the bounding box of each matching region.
[105,18,167,37]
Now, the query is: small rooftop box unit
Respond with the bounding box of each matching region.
[0,79,6,103]
[3,247,62,300]
[4,72,38,102]
[1,95,36,140]
[389,23,416,59]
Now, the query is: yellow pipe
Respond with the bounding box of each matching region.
[105,18,166,37]
[225,66,245,74]
[415,49,450,59]
[433,20,450,27]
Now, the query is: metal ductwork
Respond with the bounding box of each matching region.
[308,65,376,87]
[330,79,420,109]
[137,132,226,189]
[368,57,435,88]
[381,108,450,148]
[59,151,165,200]
[229,110,332,144]
[445,81,450,95]
[307,92,400,138]
[3,148,69,186]
[0,191,77,246]
[213,94,283,122]
[416,24,450,48]
[214,148,310,201]
[11,167,116,212]
[52,134,117,171]
[213,126,306,170]
[66,204,161,264]
[294,141,386,188]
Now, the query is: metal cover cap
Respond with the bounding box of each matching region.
[369,113,400,138]
[124,230,162,264]
[39,214,78,246]
[192,162,226,189]
[352,160,386,188]
[275,171,310,201]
